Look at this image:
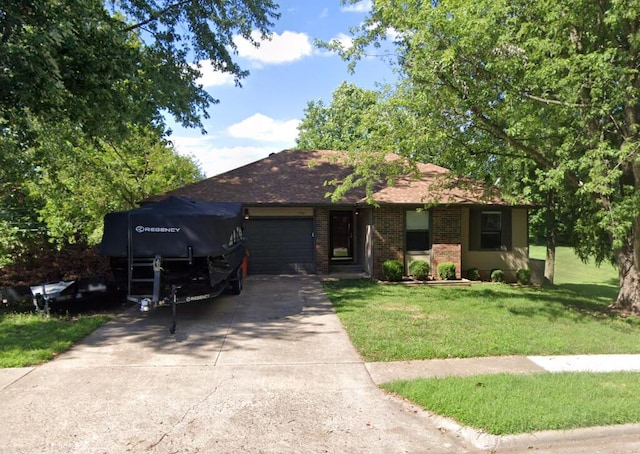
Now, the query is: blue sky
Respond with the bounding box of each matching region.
[167,0,396,177]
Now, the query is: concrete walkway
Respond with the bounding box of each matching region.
[2,275,640,453]
[366,354,640,384]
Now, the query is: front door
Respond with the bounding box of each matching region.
[330,211,353,261]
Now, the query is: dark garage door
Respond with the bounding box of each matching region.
[244,218,315,274]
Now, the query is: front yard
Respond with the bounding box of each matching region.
[324,247,640,435]
[324,279,639,362]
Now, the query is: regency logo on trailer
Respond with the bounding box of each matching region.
[135,226,182,233]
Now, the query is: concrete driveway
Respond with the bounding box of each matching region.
[0,276,476,453]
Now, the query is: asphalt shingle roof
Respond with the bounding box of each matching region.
[372,162,509,205]
[157,149,512,206]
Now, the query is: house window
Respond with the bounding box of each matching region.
[480,211,502,249]
[406,210,430,251]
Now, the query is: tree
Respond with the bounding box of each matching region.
[1,0,279,137]
[296,81,428,202]
[0,124,203,264]
[0,0,279,267]
[296,82,380,150]
[28,125,204,245]
[1,0,278,224]
[331,0,640,310]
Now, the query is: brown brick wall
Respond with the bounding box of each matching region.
[432,207,462,279]
[372,206,404,279]
[432,244,462,279]
[432,206,462,243]
[321,205,464,279]
[315,208,329,274]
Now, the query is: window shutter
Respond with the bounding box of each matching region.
[502,209,512,250]
[469,209,481,250]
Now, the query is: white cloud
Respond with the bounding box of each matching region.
[169,113,300,177]
[329,32,354,51]
[386,27,402,42]
[234,30,313,65]
[227,113,301,143]
[340,1,372,13]
[314,32,353,58]
[364,22,402,42]
[170,135,282,177]
[194,60,235,87]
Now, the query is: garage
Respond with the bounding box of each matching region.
[244,218,315,274]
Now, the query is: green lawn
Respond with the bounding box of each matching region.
[324,246,640,435]
[0,311,113,368]
[529,244,618,287]
[325,279,638,362]
[383,372,640,435]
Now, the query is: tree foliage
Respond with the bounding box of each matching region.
[297,82,380,150]
[1,125,203,263]
[1,0,279,137]
[0,0,279,270]
[326,0,640,310]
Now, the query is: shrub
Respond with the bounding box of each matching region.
[408,260,430,280]
[490,269,505,283]
[516,268,532,285]
[382,259,404,282]
[437,262,456,280]
[466,268,480,281]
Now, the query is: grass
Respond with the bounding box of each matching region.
[324,246,640,434]
[382,372,640,435]
[529,244,618,287]
[0,310,113,367]
[325,280,640,362]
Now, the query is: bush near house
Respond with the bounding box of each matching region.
[408,260,430,280]
[491,269,505,282]
[437,262,456,280]
[466,268,480,281]
[516,268,532,285]
[383,259,404,282]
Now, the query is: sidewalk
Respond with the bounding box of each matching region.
[366,354,640,384]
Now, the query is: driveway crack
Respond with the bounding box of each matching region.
[145,374,234,451]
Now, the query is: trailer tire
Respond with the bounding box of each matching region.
[230,266,243,295]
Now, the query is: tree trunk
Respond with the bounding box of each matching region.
[544,191,556,285]
[612,221,640,312]
[613,160,640,311]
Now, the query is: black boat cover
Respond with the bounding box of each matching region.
[99,196,243,258]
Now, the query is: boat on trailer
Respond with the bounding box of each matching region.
[99,196,247,333]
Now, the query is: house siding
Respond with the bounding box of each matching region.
[461,207,529,281]
[317,205,528,281]
[432,206,462,244]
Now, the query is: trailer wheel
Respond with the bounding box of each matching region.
[230,266,243,295]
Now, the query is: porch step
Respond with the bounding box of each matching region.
[329,264,365,274]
